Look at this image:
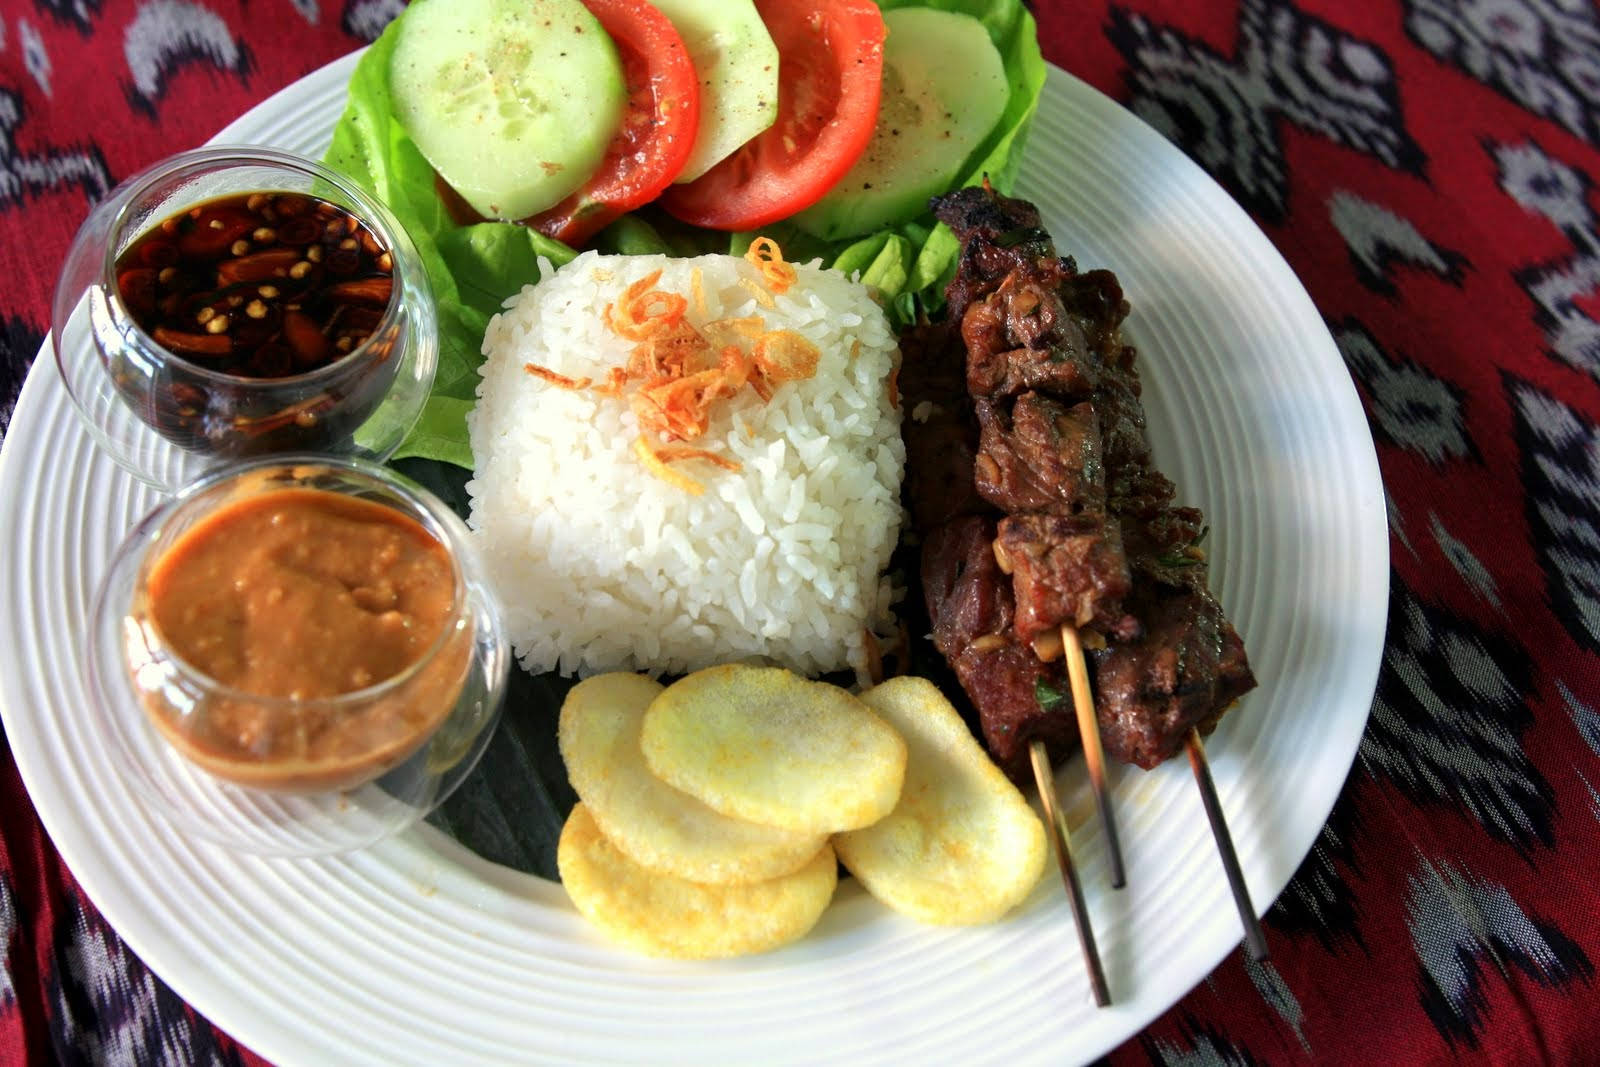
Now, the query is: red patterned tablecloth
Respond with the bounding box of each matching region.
[4,1,1599,1063]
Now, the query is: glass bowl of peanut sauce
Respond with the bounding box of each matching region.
[53,146,438,494]
[86,455,510,855]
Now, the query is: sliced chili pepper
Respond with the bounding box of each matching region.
[137,241,179,269]
[217,248,302,285]
[327,277,393,306]
[178,206,257,260]
[152,327,232,358]
[325,247,361,275]
[117,268,158,316]
[277,217,322,245]
[250,342,294,378]
[281,309,331,367]
[338,306,384,334]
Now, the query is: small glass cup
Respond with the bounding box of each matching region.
[86,455,509,855]
[54,146,438,493]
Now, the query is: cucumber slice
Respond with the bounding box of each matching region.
[389,0,627,221]
[793,7,1008,241]
[648,0,779,183]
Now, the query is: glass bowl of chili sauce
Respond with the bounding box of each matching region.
[53,146,438,492]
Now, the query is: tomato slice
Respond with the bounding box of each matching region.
[658,0,885,232]
[523,0,701,246]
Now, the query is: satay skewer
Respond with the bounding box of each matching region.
[1059,623,1127,890]
[1029,739,1111,1007]
[1185,727,1270,961]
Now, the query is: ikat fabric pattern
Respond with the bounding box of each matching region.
[1326,190,1468,297]
[1360,575,1551,851]
[1495,138,1600,383]
[1265,778,1365,952]
[1406,0,1600,147]
[1334,320,1474,464]
[1510,376,1600,654]
[1105,0,1424,222]
[1406,858,1595,1049]
[5,1,1600,1064]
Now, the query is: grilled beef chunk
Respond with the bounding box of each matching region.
[1059,268,1130,343]
[955,226,1132,641]
[975,394,1106,515]
[996,512,1134,643]
[1090,584,1258,768]
[931,183,1046,243]
[961,275,1101,400]
[1002,269,1072,351]
[933,186,1057,323]
[1090,356,1153,483]
[960,262,1076,354]
[1125,505,1211,591]
[957,643,1079,783]
[922,516,1076,782]
[966,331,1101,402]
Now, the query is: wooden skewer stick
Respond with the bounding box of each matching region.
[1029,739,1111,1007]
[1185,727,1270,962]
[1060,624,1126,889]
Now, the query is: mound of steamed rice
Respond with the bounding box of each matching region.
[466,250,905,678]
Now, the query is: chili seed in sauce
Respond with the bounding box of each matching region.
[114,190,393,379]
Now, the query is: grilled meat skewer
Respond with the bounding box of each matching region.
[907,181,1266,960]
[905,184,1256,774]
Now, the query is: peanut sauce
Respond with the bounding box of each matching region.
[137,487,471,792]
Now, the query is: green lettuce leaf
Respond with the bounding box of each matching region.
[437,223,573,325]
[322,0,1045,468]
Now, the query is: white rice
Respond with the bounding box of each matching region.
[465,249,905,678]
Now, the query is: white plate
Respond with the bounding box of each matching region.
[0,51,1387,1066]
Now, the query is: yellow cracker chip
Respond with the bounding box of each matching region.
[559,672,828,885]
[834,677,1047,925]
[640,664,907,833]
[558,803,838,959]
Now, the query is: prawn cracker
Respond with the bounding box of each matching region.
[559,672,827,884]
[835,677,1047,925]
[558,803,838,959]
[639,664,907,834]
